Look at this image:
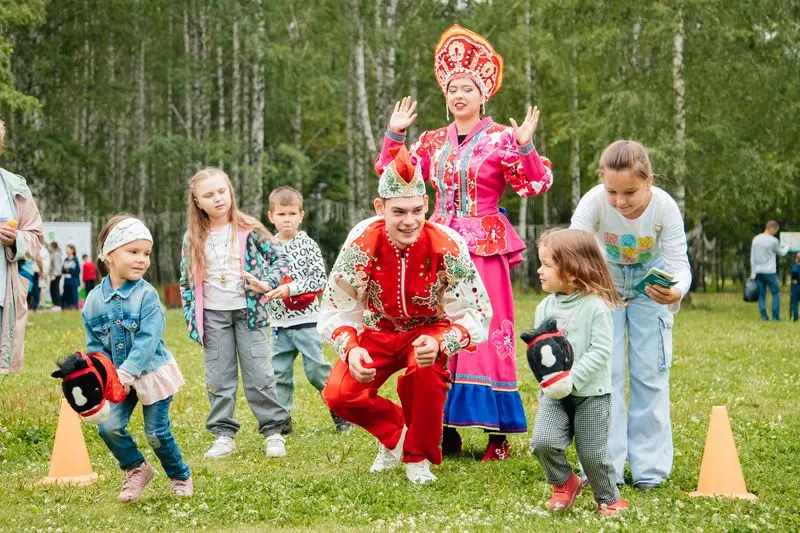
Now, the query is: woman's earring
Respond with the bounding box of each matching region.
[446,103,450,121]
[481,102,486,115]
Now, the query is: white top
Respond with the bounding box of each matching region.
[750,233,789,274]
[571,184,692,302]
[203,224,246,310]
[0,185,13,307]
[268,231,326,327]
[38,246,50,279]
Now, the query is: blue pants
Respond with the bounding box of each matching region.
[98,390,190,480]
[790,285,800,321]
[754,273,781,320]
[608,259,674,486]
[271,325,331,410]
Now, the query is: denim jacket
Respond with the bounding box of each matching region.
[82,277,174,377]
[179,226,288,345]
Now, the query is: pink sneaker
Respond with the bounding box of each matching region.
[118,462,156,503]
[598,499,629,516]
[548,472,583,511]
[170,477,194,497]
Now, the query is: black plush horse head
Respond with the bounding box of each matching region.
[520,318,574,399]
[51,352,126,424]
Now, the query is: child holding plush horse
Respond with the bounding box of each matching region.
[82,215,191,503]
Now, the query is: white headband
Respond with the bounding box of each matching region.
[99,218,153,260]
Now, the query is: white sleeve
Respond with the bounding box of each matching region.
[659,196,692,309]
[570,184,602,233]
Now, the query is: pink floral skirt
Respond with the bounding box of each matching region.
[442,253,527,433]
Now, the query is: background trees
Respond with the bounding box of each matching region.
[1,0,797,286]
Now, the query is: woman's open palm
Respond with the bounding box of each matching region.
[388,96,418,133]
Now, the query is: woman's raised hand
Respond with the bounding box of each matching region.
[388,96,418,134]
[509,105,540,147]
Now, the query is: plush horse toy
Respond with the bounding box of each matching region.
[520,319,574,399]
[51,352,126,424]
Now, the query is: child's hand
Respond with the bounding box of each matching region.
[412,335,439,367]
[645,284,682,305]
[118,369,135,394]
[0,224,17,246]
[242,271,270,294]
[265,284,291,301]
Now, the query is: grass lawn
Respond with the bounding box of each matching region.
[1,291,798,531]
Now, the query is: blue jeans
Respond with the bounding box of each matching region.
[755,273,780,320]
[607,258,674,486]
[271,325,331,410]
[790,285,800,321]
[98,390,190,480]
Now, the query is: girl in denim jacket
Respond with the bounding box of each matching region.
[180,167,290,460]
[82,215,191,503]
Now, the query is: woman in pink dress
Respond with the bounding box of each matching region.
[374,25,554,460]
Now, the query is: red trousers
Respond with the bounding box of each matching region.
[323,324,451,465]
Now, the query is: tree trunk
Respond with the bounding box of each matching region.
[136,41,147,217]
[408,47,419,141]
[182,7,193,139]
[232,21,241,192]
[198,7,210,140]
[346,52,356,226]
[248,18,266,216]
[350,0,377,207]
[293,96,303,192]
[673,4,686,217]
[217,40,225,168]
[517,0,532,288]
[570,59,581,213]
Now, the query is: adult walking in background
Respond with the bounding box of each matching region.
[375,25,554,460]
[60,244,80,309]
[750,220,789,321]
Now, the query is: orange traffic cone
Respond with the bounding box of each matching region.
[36,399,100,486]
[689,406,756,500]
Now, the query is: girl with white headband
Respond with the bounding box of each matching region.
[82,214,192,503]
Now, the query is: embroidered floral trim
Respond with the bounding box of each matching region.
[439,327,466,357]
[444,251,476,283]
[491,319,515,360]
[333,331,352,361]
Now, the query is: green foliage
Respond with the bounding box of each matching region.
[1,292,799,530]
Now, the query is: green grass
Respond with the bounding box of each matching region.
[1,292,799,531]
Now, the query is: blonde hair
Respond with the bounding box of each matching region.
[538,228,620,307]
[0,119,5,156]
[185,167,271,281]
[269,185,304,211]
[599,140,653,181]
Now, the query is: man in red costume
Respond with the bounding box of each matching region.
[320,146,492,484]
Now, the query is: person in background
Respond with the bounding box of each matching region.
[750,220,789,321]
[790,251,800,322]
[49,241,63,311]
[82,253,98,293]
[61,244,80,310]
[38,242,50,308]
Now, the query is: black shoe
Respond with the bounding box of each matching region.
[442,427,462,456]
[330,411,354,432]
[280,417,294,435]
[634,481,663,492]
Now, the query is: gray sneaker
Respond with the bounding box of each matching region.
[118,461,156,503]
[331,411,354,432]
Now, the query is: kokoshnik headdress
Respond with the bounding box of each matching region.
[434,24,504,100]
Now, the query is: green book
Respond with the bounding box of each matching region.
[633,267,678,297]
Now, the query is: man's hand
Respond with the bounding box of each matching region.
[348,347,377,383]
[412,334,439,368]
[0,225,17,247]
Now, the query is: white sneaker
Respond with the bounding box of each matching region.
[204,436,236,459]
[265,434,287,458]
[370,426,407,473]
[405,460,437,484]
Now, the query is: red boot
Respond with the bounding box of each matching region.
[598,499,629,516]
[481,434,510,461]
[548,472,583,511]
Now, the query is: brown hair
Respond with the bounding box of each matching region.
[766,220,779,231]
[96,213,136,275]
[269,185,304,211]
[185,167,271,281]
[0,119,5,156]
[538,228,620,307]
[599,140,653,181]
